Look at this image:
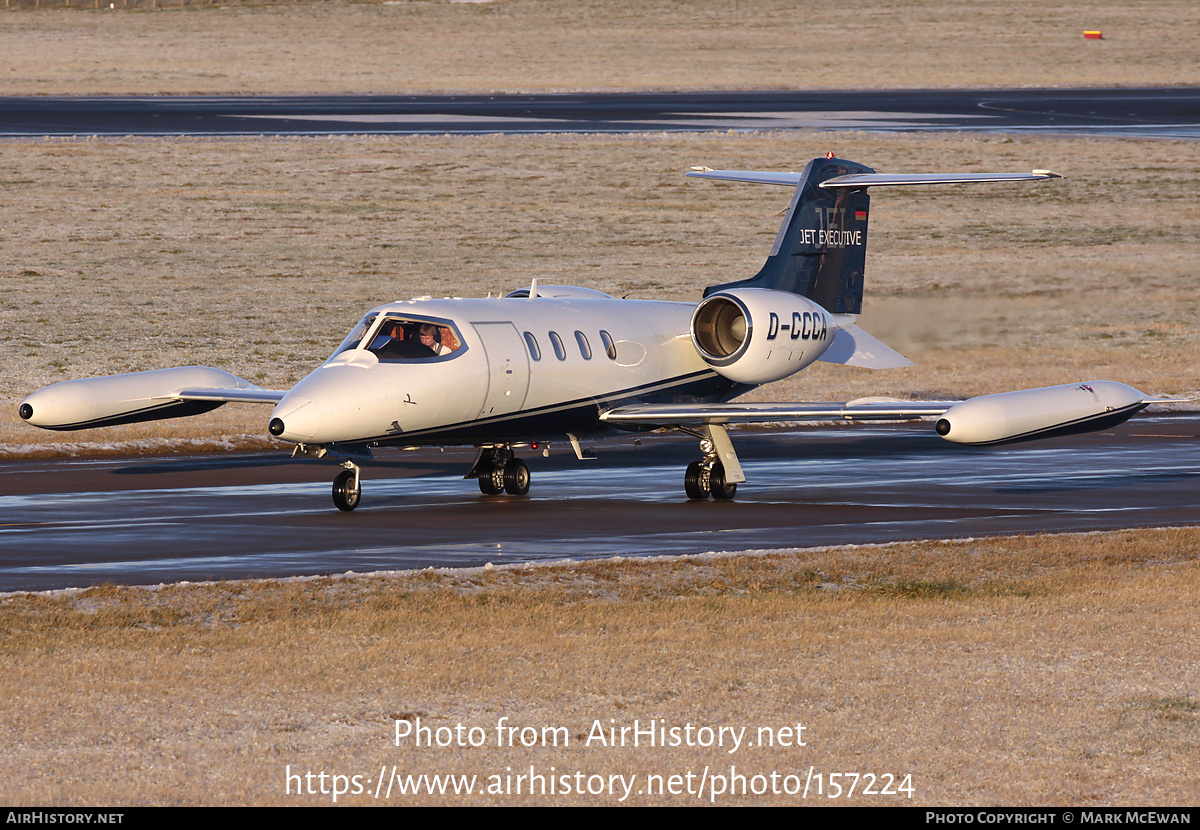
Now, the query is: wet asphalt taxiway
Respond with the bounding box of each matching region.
[2,418,1198,591]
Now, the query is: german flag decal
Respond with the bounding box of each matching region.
[855,209,868,221]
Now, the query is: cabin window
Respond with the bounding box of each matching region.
[359,316,465,361]
[599,330,617,361]
[575,330,592,360]
[524,331,542,361]
[549,331,567,361]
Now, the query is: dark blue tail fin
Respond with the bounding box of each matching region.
[698,156,875,314]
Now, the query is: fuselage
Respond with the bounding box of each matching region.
[268,291,750,449]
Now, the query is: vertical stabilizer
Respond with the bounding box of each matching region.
[699,156,875,314]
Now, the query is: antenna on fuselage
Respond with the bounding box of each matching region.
[528,277,538,300]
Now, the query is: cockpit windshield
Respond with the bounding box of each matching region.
[331,313,465,362]
[331,313,379,358]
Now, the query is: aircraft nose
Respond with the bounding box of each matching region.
[269,395,322,442]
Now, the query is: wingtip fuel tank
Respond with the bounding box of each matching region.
[18,366,258,430]
[935,381,1150,446]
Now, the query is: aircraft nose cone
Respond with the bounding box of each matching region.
[269,396,321,442]
[18,403,33,421]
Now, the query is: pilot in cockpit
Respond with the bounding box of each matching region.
[418,324,448,356]
[369,320,437,360]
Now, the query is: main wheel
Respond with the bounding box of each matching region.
[503,458,531,496]
[684,461,710,500]
[709,461,737,501]
[332,469,361,512]
[478,461,504,495]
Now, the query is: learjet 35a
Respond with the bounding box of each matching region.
[19,155,1169,510]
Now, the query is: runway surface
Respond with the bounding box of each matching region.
[2,88,1199,138]
[2,417,1198,592]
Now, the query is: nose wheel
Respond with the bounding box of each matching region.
[332,463,362,511]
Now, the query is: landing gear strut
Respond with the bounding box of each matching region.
[683,425,743,501]
[332,461,362,511]
[470,446,531,496]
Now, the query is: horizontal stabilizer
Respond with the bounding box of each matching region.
[686,168,806,186]
[819,323,913,369]
[687,168,1063,189]
[820,171,1063,189]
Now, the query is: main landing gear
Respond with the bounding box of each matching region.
[683,424,745,501]
[684,459,737,501]
[471,446,531,497]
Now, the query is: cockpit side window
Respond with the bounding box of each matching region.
[365,316,465,361]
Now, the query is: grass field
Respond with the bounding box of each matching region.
[2,0,1199,95]
[2,529,1198,805]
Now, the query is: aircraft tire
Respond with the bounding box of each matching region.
[332,469,361,512]
[478,462,504,495]
[710,462,737,501]
[503,458,531,496]
[684,461,710,500]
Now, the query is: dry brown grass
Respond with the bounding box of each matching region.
[3,130,1199,454]
[2,528,1198,805]
[2,0,1199,95]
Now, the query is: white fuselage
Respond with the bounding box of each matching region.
[269,295,745,448]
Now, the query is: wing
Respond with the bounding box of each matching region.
[602,381,1176,445]
[19,367,286,431]
[599,381,1175,488]
[599,397,952,486]
[600,399,952,427]
[174,387,287,405]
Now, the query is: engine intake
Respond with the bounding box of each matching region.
[690,288,835,385]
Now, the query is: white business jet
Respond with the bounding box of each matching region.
[19,154,1163,511]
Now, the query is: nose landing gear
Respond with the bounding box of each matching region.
[332,461,362,511]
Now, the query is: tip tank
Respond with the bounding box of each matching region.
[935,381,1150,446]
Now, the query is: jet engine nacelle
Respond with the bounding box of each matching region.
[17,366,249,430]
[690,288,835,385]
[935,381,1148,445]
